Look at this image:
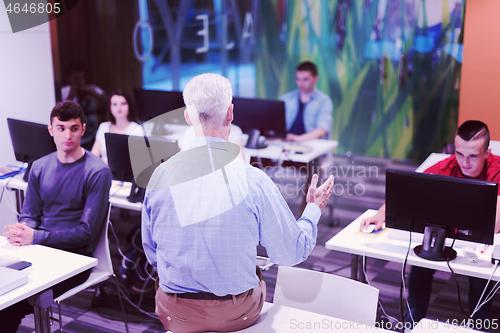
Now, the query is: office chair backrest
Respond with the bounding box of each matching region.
[274,266,379,325]
[490,140,500,156]
[92,209,112,275]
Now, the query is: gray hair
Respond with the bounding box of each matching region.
[183,73,232,132]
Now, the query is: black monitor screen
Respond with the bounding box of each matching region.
[105,132,179,202]
[385,169,497,260]
[7,118,57,182]
[232,97,286,139]
[106,133,135,183]
[134,89,186,123]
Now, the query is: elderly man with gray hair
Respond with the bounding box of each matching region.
[142,73,334,333]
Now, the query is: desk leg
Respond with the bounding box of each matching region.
[350,255,367,283]
[358,258,367,283]
[351,255,359,280]
[14,188,24,214]
[28,289,53,333]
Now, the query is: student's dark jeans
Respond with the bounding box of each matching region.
[407,266,493,323]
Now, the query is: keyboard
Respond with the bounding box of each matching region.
[386,229,478,249]
[0,254,20,267]
[283,143,312,154]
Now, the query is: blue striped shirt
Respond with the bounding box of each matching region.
[280,88,334,138]
[142,136,321,295]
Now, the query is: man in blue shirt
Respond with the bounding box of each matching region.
[280,61,333,142]
[142,73,334,332]
[2,101,112,333]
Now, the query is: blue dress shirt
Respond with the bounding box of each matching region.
[142,136,321,296]
[280,88,334,138]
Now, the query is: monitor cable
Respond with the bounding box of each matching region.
[109,181,125,197]
[446,239,470,319]
[469,259,499,321]
[103,217,159,322]
[109,219,152,282]
[0,164,24,218]
[473,278,500,317]
[400,230,415,330]
[361,233,400,326]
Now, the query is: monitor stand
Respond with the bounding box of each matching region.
[23,161,34,182]
[414,224,457,261]
[245,129,267,149]
[127,181,145,203]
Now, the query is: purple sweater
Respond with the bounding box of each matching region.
[20,151,112,257]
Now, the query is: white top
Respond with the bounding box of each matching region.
[95,121,140,164]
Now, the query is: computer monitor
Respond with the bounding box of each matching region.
[232,97,287,148]
[7,118,57,182]
[385,169,498,261]
[105,132,179,203]
[133,88,187,124]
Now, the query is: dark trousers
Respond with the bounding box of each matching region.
[0,269,91,333]
[408,266,494,322]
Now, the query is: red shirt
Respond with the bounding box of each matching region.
[424,154,500,194]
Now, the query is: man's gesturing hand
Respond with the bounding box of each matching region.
[306,174,334,210]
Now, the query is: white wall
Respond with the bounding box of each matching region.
[0,8,56,226]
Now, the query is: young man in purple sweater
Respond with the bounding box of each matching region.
[2,101,112,332]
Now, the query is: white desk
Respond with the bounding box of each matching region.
[108,181,142,211]
[0,236,97,331]
[325,209,500,282]
[239,302,393,332]
[247,139,338,164]
[0,172,27,213]
[158,124,339,164]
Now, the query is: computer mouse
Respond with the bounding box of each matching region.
[361,224,376,234]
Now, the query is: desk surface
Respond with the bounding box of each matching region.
[325,210,500,281]
[246,139,338,163]
[0,236,97,310]
[0,172,27,192]
[238,302,392,332]
[158,124,339,163]
[147,124,339,164]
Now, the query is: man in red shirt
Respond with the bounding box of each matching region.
[360,120,500,323]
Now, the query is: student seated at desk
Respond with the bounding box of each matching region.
[360,120,500,324]
[1,101,112,333]
[142,73,334,333]
[280,61,333,142]
[91,89,139,164]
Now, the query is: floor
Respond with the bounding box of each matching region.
[16,154,500,333]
